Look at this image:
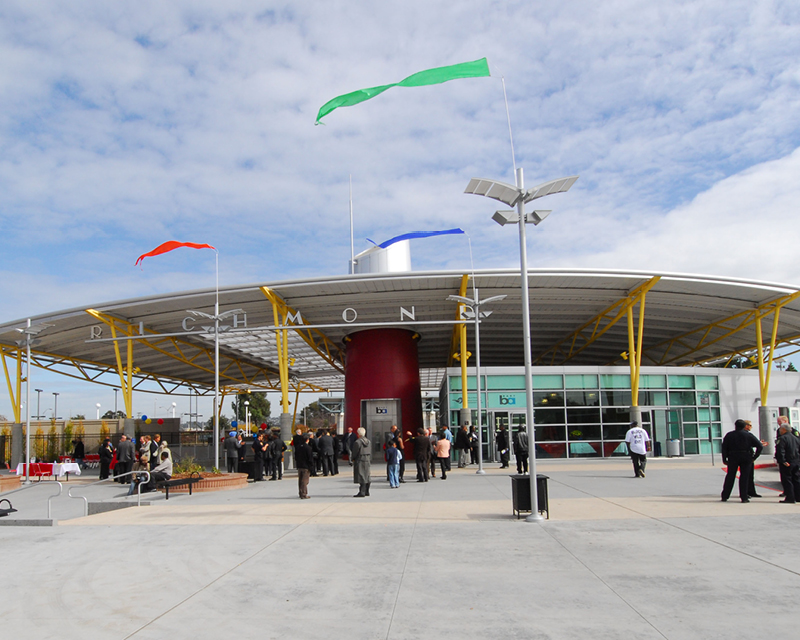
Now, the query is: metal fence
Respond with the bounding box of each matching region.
[0,430,217,467]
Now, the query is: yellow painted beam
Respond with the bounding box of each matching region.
[643,289,800,366]
[1,348,21,422]
[535,276,661,365]
[85,309,293,392]
[260,287,345,373]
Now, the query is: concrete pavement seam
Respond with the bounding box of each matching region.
[548,476,800,579]
[384,481,426,640]
[541,525,670,640]
[120,499,343,639]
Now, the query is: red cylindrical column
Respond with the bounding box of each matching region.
[344,328,423,437]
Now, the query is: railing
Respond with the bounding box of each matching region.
[68,470,151,516]
[0,480,64,519]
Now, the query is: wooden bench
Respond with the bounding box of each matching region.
[155,473,202,500]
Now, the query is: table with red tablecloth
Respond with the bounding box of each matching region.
[14,463,54,478]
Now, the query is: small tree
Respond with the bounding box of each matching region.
[62,421,74,455]
[231,392,271,425]
[99,421,110,441]
[207,415,231,431]
[46,422,58,461]
[34,426,46,460]
[787,362,797,372]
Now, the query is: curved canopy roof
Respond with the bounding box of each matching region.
[1,268,799,397]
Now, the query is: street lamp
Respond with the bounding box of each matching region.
[15,319,52,484]
[113,387,119,417]
[245,400,250,435]
[447,291,506,475]
[466,169,578,522]
[53,392,60,420]
[34,389,43,421]
[171,402,177,419]
[96,403,101,420]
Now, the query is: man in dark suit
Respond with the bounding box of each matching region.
[776,422,800,503]
[413,428,430,482]
[295,433,313,499]
[318,430,336,476]
[721,419,763,503]
[115,434,135,484]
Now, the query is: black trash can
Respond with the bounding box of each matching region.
[511,474,550,519]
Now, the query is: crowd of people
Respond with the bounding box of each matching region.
[80,415,800,504]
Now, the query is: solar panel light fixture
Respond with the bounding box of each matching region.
[492,210,552,226]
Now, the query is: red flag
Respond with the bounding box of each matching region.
[135,241,216,266]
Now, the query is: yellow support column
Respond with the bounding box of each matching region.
[625,288,649,425]
[1,348,22,423]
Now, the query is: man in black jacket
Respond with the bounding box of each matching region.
[775,422,800,503]
[496,426,510,468]
[115,434,135,484]
[318,430,336,476]
[99,438,114,480]
[413,428,430,482]
[721,419,763,503]
[295,433,313,499]
[514,426,529,474]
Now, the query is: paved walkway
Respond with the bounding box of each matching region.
[1,457,798,639]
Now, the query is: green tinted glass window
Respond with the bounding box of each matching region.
[602,408,631,424]
[669,391,695,406]
[486,375,526,390]
[567,408,601,424]
[564,374,598,389]
[600,374,631,389]
[639,375,666,389]
[601,390,632,406]
[535,391,564,407]
[641,391,668,405]
[535,425,566,442]
[532,375,563,389]
[668,375,694,389]
[695,376,719,390]
[682,408,697,422]
[534,408,565,425]
[565,391,600,406]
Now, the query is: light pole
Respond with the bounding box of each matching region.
[53,392,59,420]
[466,169,578,522]
[245,401,250,436]
[171,402,177,419]
[15,319,52,483]
[447,290,506,474]
[96,403,101,420]
[35,389,43,421]
[113,387,119,417]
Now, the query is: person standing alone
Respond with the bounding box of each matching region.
[721,419,763,503]
[351,428,371,497]
[624,421,650,478]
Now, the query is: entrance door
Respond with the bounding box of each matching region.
[491,411,526,463]
[650,408,683,457]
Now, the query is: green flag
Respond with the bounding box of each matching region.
[315,57,491,124]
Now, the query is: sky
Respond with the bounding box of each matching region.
[1,0,800,421]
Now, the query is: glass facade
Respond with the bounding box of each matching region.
[443,370,722,459]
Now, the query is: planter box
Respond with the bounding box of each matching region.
[0,475,21,493]
[158,472,248,495]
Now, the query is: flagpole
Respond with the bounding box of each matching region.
[349,175,355,274]
[500,75,517,177]
[214,250,220,471]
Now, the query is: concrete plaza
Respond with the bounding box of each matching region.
[1,456,798,639]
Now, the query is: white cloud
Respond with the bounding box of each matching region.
[1,0,800,416]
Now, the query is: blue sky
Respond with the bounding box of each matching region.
[2,0,800,420]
